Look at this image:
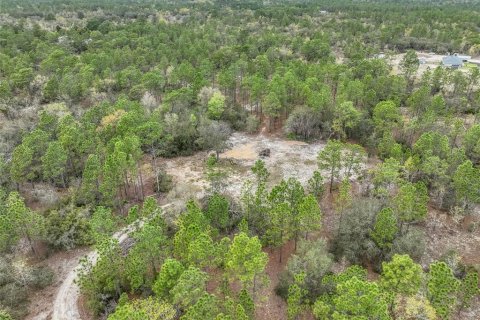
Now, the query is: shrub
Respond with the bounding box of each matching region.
[286,239,334,299]
[205,193,231,231]
[284,107,323,140]
[46,207,93,249]
[387,227,425,262]
[331,198,381,264]
[0,309,13,320]
[155,169,173,193]
[28,266,54,289]
[245,115,260,133]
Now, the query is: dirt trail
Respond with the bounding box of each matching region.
[52,204,172,320]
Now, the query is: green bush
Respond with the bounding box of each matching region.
[245,115,260,133]
[46,207,93,249]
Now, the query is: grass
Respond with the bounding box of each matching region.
[464,62,479,70]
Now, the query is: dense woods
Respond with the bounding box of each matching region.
[1,0,480,319]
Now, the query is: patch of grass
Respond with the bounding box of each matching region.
[464,62,478,70]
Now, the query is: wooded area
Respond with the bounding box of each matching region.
[1,0,480,319]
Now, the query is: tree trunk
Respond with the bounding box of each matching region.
[137,163,145,200]
[294,231,298,251]
[279,230,283,263]
[329,175,334,193]
[61,172,67,189]
[23,227,38,257]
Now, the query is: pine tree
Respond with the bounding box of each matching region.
[297,194,322,241]
[5,192,45,256]
[107,297,176,320]
[225,232,268,295]
[380,254,422,296]
[153,258,185,298]
[170,266,208,309]
[41,141,68,186]
[370,208,398,249]
[332,276,390,320]
[459,270,480,308]
[10,143,34,187]
[318,140,343,193]
[427,261,460,319]
[287,273,307,320]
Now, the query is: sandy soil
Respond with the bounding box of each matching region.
[423,208,480,267]
[25,247,90,320]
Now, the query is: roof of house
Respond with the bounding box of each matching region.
[442,55,463,66]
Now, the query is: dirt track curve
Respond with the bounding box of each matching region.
[52,204,172,320]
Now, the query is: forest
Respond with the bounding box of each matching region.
[1,0,480,319]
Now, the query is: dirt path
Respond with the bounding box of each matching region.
[52,204,172,320]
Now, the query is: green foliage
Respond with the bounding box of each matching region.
[107,297,176,320]
[206,193,230,231]
[370,208,398,249]
[332,276,390,320]
[181,293,219,320]
[297,194,322,239]
[251,160,269,184]
[371,158,401,196]
[453,160,480,208]
[287,273,307,320]
[2,192,46,255]
[78,238,124,314]
[170,266,208,309]
[332,198,382,265]
[394,181,429,224]
[427,261,460,319]
[312,299,330,319]
[46,207,93,249]
[208,92,226,120]
[239,288,255,318]
[125,222,169,291]
[3,2,480,319]
[10,144,34,186]
[153,258,185,298]
[380,254,422,296]
[401,50,419,89]
[373,100,402,134]
[286,239,333,299]
[307,171,325,199]
[459,270,480,308]
[41,141,67,184]
[317,140,343,192]
[79,154,101,204]
[0,310,13,320]
[225,232,268,293]
[89,206,116,242]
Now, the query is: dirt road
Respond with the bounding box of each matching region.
[52,205,172,320]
